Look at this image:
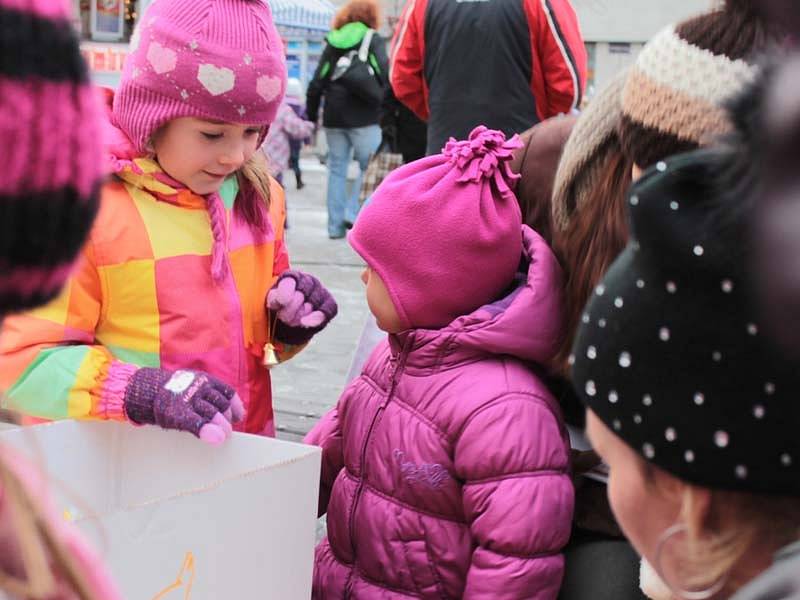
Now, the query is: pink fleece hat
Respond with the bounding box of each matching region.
[112,0,286,153]
[349,127,524,330]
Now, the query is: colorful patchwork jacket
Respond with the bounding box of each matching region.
[0,158,294,436]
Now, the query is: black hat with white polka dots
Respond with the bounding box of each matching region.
[571,148,800,496]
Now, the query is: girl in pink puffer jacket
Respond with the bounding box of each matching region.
[306,127,574,599]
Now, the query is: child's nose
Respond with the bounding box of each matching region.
[361,269,369,285]
[219,145,245,168]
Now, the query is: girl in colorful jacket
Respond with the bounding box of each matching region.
[306,127,573,598]
[0,0,337,442]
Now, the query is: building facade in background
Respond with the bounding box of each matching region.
[574,0,712,97]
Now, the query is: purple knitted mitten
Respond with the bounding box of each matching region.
[123,368,244,445]
[267,270,338,345]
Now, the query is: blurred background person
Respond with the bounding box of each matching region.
[306,0,388,239]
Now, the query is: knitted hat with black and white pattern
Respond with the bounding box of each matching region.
[551,70,627,232]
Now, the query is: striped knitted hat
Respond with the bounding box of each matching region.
[0,0,104,313]
[619,12,760,169]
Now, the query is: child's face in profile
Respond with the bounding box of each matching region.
[153,117,263,195]
[361,267,403,333]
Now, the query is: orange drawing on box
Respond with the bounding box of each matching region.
[152,552,195,600]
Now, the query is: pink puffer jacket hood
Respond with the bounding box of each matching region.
[306,226,574,599]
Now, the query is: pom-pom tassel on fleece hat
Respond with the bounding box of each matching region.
[443,128,522,198]
[349,126,525,330]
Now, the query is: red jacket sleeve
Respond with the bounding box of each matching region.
[526,0,587,119]
[389,0,430,121]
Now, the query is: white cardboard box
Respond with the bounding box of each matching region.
[0,421,321,599]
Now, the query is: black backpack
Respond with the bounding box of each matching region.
[329,29,383,105]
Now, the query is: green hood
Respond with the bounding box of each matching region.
[327,21,368,49]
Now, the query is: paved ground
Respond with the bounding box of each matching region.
[272,159,370,443]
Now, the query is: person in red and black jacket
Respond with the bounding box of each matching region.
[390,0,587,156]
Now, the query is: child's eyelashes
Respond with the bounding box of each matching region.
[201,129,260,140]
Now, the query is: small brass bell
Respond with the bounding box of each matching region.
[263,342,279,368]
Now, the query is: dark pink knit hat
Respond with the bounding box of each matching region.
[0,0,105,312]
[113,0,286,153]
[349,127,524,330]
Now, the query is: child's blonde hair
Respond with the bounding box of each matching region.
[236,150,273,231]
[679,487,800,592]
[642,457,800,593]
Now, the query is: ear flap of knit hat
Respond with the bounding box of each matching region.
[552,70,627,232]
[0,0,104,313]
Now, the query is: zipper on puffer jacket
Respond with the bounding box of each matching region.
[345,340,409,597]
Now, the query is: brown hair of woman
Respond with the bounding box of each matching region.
[332,0,381,31]
[553,139,632,375]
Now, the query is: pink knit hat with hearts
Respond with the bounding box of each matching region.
[112,0,286,153]
[349,127,524,330]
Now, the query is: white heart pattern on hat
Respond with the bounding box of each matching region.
[257,75,283,103]
[197,64,236,96]
[146,41,177,75]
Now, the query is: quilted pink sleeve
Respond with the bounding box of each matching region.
[454,393,574,599]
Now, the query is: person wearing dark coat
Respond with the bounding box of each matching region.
[306,0,388,239]
[390,0,586,155]
[379,84,426,164]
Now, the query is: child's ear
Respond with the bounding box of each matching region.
[148,125,166,156]
[144,137,156,158]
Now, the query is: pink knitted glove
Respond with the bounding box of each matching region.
[123,368,244,445]
[267,270,338,345]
